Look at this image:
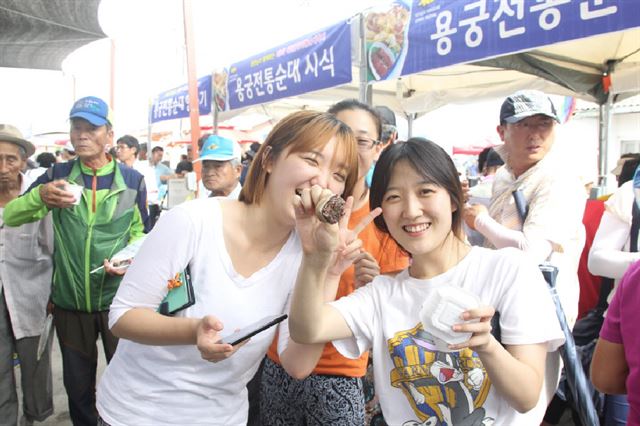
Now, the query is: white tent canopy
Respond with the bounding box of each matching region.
[214,26,639,125]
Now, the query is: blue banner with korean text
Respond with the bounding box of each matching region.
[222,20,352,111]
[149,75,212,124]
[366,0,640,81]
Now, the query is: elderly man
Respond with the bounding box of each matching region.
[0,125,54,426]
[195,135,242,199]
[4,96,148,426]
[463,90,586,423]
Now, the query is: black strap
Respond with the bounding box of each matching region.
[595,277,614,311]
[631,201,640,253]
[512,190,528,224]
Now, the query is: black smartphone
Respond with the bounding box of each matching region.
[220,314,288,346]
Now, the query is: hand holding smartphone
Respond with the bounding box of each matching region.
[220,314,287,346]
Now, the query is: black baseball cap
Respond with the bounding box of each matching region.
[374,106,396,127]
[500,90,560,124]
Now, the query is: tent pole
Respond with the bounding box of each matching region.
[147,98,152,151]
[211,71,218,135]
[597,96,612,192]
[358,13,370,104]
[182,0,201,184]
[110,39,116,111]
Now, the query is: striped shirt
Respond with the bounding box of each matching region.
[0,174,53,339]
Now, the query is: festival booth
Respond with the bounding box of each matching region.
[361,0,639,188]
[149,0,639,191]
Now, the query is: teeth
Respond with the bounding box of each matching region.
[404,223,430,233]
[295,189,302,196]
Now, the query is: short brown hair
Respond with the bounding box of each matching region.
[240,110,358,205]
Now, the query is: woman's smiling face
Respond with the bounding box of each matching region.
[381,160,456,260]
[265,136,349,226]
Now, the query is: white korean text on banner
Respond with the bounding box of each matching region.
[149,75,212,124]
[367,0,640,81]
[219,20,352,111]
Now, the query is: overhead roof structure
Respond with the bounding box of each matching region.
[394,27,640,114]
[213,26,640,126]
[0,0,106,70]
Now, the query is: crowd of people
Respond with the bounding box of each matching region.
[0,89,637,426]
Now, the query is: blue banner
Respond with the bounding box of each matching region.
[221,20,352,111]
[150,75,212,124]
[366,0,640,81]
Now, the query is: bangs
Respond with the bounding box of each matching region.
[239,110,359,204]
[371,138,465,240]
[405,156,440,187]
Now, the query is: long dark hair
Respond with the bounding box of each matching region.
[369,137,465,240]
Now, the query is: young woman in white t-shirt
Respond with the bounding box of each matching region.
[289,137,565,426]
[95,111,368,426]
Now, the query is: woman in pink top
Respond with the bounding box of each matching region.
[592,259,640,426]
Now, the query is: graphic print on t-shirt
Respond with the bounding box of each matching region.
[388,323,494,426]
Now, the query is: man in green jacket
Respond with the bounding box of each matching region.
[4,96,148,426]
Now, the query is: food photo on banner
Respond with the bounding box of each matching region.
[367,0,639,81]
[221,19,352,111]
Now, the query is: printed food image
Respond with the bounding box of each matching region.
[366,3,410,80]
[369,43,395,80]
[213,70,228,111]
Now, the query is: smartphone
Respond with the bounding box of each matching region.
[220,314,287,346]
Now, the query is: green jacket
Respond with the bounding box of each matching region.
[4,158,147,312]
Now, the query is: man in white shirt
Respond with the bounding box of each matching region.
[464,90,585,323]
[462,90,586,422]
[116,135,158,229]
[195,135,242,199]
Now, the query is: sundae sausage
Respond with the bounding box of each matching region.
[315,195,345,224]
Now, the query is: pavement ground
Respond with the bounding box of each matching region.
[14,331,106,426]
[14,335,578,426]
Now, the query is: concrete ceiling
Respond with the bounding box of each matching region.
[0,0,105,70]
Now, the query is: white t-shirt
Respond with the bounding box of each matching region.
[589,180,640,305]
[96,198,302,426]
[133,159,160,205]
[330,247,564,426]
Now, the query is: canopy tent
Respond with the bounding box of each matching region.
[0,0,105,70]
[147,1,638,190]
[213,17,639,188]
[392,27,640,115]
[211,25,639,128]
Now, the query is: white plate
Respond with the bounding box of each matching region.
[368,41,398,81]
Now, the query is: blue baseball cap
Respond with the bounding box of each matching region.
[69,96,113,127]
[195,135,241,162]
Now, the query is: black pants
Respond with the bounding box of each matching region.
[54,307,118,426]
[148,204,162,230]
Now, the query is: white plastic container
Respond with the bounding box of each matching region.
[419,285,481,352]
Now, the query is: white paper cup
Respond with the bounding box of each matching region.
[66,183,83,205]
